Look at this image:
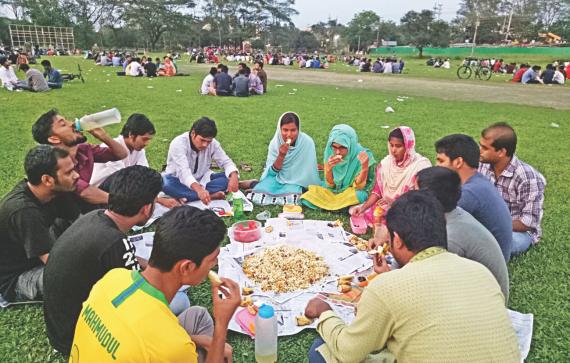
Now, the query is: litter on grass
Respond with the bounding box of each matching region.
[385,107,395,113]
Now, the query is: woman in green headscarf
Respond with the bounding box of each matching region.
[301,124,376,210]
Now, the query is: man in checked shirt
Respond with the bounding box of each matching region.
[479,122,546,257]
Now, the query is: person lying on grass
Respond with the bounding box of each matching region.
[162,117,256,205]
[249,112,320,206]
[69,206,240,363]
[301,124,376,211]
[305,191,520,363]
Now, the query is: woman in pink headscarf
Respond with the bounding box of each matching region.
[351,126,431,227]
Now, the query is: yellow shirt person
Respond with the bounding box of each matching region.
[69,269,198,363]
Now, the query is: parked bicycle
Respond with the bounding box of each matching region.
[457,59,492,80]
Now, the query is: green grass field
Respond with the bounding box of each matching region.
[0,56,568,362]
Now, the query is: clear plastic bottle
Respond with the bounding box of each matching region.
[74,108,121,131]
[232,196,244,221]
[255,304,278,363]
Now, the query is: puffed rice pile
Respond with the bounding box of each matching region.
[242,245,330,293]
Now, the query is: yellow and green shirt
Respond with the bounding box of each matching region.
[69,269,197,363]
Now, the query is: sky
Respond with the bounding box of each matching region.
[292,0,462,29]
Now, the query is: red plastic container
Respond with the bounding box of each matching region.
[350,214,368,235]
[232,220,262,243]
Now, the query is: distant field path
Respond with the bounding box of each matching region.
[184,63,570,110]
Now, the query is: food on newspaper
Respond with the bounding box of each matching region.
[208,270,222,286]
[242,245,329,293]
[265,226,274,233]
[327,219,343,228]
[338,284,352,293]
[242,287,254,296]
[337,274,354,293]
[348,235,368,251]
[296,315,314,326]
[240,296,254,307]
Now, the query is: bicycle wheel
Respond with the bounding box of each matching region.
[478,66,492,81]
[457,65,472,79]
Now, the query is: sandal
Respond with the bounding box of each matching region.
[240,162,253,172]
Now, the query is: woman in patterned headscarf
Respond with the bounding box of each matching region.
[351,126,431,226]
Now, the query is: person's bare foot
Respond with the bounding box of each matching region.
[210,191,226,200]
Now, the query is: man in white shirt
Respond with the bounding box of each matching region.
[553,65,565,85]
[129,58,143,76]
[163,118,254,205]
[90,114,182,209]
[0,56,25,91]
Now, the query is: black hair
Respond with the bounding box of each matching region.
[120,113,156,137]
[238,68,246,75]
[209,67,217,76]
[191,117,217,138]
[0,57,7,65]
[434,134,479,168]
[385,190,447,252]
[20,63,30,71]
[481,122,517,157]
[148,206,227,271]
[221,65,229,73]
[416,167,461,213]
[279,112,300,128]
[255,61,264,69]
[24,145,70,185]
[238,62,246,68]
[41,60,51,67]
[532,65,541,71]
[108,165,163,217]
[388,127,404,141]
[32,109,59,144]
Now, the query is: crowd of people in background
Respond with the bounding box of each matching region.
[200,61,267,97]
[0,55,63,92]
[344,55,405,74]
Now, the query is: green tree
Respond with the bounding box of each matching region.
[400,10,450,57]
[344,10,380,51]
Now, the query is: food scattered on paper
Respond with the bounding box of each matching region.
[242,287,254,296]
[349,235,369,251]
[242,245,329,293]
[338,284,352,293]
[296,315,314,326]
[240,296,254,307]
[265,226,274,233]
[208,270,222,286]
[327,219,343,228]
[338,275,354,283]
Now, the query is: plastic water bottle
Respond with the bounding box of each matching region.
[255,304,278,363]
[74,108,121,131]
[232,196,244,221]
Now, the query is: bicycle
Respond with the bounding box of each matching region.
[457,61,492,81]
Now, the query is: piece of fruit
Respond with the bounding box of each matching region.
[296,315,314,326]
[338,284,352,293]
[208,271,222,286]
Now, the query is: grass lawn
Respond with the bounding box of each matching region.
[0,56,568,362]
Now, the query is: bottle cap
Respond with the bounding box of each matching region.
[258,304,274,319]
[74,118,82,132]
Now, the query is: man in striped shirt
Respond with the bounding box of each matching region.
[479,122,546,257]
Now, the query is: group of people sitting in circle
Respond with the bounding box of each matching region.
[117,54,182,77]
[346,56,405,74]
[200,62,268,96]
[1,56,63,92]
[427,57,451,69]
[511,61,568,85]
[0,108,545,361]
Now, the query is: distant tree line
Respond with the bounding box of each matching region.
[0,0,568,53]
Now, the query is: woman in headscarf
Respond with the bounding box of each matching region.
[300,124,376,211]
[351,126,431,226]
[249,112,320,205]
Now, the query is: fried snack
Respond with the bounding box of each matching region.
[338,275,354,283]
[334,155,343,160]
[242,245,329,293]
[296,315,314,326]
[247,304,259,315]
[240,296,253,307]
[338,284,352,293]
[265,226,274,233]
[242,287,254,296]
[368,242,390,256]
[208,270,222,286]
[286,138,292,145]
